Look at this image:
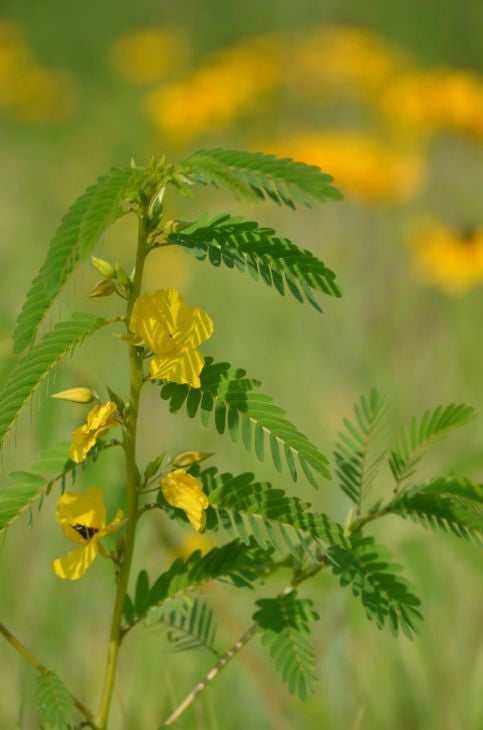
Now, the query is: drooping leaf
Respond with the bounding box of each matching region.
[13,167,144,353]
[35,672,77,730]
[182,148,342,208]
[389,403,475,487]
[0,313,108,450]
[327,532,422,639]
[386,476,483,545]
[193,467,347,554]
[254,592,319,700]
[167,213,341,312]
[334,388,387,509]
[157,358,330,488]
[153,597,219,656]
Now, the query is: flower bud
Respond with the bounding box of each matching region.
[171,451,214,468]
[89,279,116,298]
[91,256,116,279]
[51,387,96,404]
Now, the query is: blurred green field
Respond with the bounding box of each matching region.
[1,1,482,728]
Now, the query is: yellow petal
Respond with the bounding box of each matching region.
[86,402,117,431]
[100,508,124,538]
[150,349,204,387]
[56,486,107,544]
[161,469,209,532]
[51,387,95,404]
[51,541,99,580]
[130,288,213,355]
[171,451,214,467]
[69,425,97,464]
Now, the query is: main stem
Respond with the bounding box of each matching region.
[96,203,149,730]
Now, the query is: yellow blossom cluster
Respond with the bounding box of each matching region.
[410,220,483,294]
[0,19,75,124]
[109,28,190,84]
[380,69,483,139]
[269,132,425,202]
[144,34,281,143]
[289,25,404,98]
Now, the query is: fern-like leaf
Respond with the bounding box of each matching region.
[182,148,342,209]
[334,389,387,510]
[0,483,45,532]
[167,213,341,312]
[0,313,108,450]
[126,540,272,625]
[13,167,143,353]
[193,466,347,554]
[35,672,77,730]
[155,598,219,656]
[389,403,475,487]
[254,592,319,700]
[387,476,483,545]
[157,358,330,488]
[328,532,422,638]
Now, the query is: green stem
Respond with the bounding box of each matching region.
[95,202,149,730]
[0,622,96,728]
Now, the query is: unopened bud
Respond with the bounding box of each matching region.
[115,264,130,288]
[89,279,116,298]
[171,451,214,468]
[91,256,116,279]
[51,387,96,404]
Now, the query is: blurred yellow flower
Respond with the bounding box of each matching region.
[410,220,483,293]
[51,486,123,580]
[161,469,209,532]
[178,532,213,558]
[70,402,118,464]
[269,132,425,202]
[380,69,483,138]
[291,25,404,99]
[130,288,213,387]
[109,28,189,84]
[145,34,281,142]
[0,19,75,124]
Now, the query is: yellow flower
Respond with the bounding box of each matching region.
[130,288,213,388]
[161,469,209,532]
[108,29,190,85]
[52,387,96,404]
[269,132,425,202]
[51,487,123,580]
[144,34,280,142]
[70,402,118,464]
[380,69,483,139]
[410,220,483,294]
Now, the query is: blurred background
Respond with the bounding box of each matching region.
[1,0,482,728]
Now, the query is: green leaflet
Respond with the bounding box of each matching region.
[386,476,483,545]
[153,598,219,656]
[389,403,475,485]
[35,672,77,730]
[0,483,44,532]
[158,358,330,488]
[0,313,108,450]
[328,532,423,639]
[13,166,144,353]
[182,148,343,208]
[167,213,341,313]
[194,466,348,551]
[334,388,387,509]
[254,592,319,700]
[126,540,272,624]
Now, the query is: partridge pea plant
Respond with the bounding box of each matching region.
[0,149,482,729]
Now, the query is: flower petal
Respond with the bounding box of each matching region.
[161,469,209,532]
[51,541,99,580]
[56,486,107,543]
[86,402,117,431]
[70,425,97,464]
[150,349,204,387]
